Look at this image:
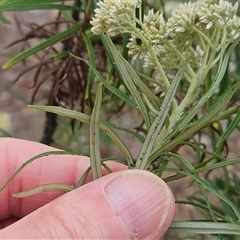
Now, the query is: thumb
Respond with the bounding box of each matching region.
[0,170,175,239]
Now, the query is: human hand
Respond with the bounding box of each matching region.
[0,138,175,239]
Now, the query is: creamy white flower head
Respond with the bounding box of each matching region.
[127,34,147,60]
[160,0,240,71]
[226,15,240,42]
[143,10,165,43]
[197,0,239,29]
[127,10,166,60]
[91,0,240,78]
[166,3,197,36]
[91,0,141,36]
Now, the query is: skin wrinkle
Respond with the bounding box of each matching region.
[59,205,82,238]
[5,143,12,220]
[72,156,90,186]
[13,152,27,218]
[74,177,134,239]
[51,196,97,239]
[3,140,21,219]
[72,158,80,187]
[16,157,85,216]
[22,202,74,239]
[49,157,75,183]
[0,138,126,221]
[34,218,53,239]
[1,139,58,218]
[2,140,11,218]
[19,192,59,214]
[0,139,175,239]
[51,210,77,239]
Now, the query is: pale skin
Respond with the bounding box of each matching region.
[0,138,175,239]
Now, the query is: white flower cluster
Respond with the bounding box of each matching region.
[91,0,240,72]
[144,0,240,70]
[91,0,141,36]
[127,10,166,61]
[197,0,238,29]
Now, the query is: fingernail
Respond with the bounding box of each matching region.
[105,170,175,239]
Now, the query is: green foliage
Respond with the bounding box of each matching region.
[1,0,240,239]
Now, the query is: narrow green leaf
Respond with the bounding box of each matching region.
[167,168,240,220]
[103,120,144,143]
[169,221,240,235]
[186,82,240,136]
[165,154,218,222]
[162,152,195,172]
[149,81,240,163]
[70,54,138,110]
[90,84,103,180]
[135,61,187,170]
[0,0,74,9]
[192,158,240,174]
[120,55,160,110]
[0,0,73,4]
[53,50,70,61]
[82,33,96,99]
[13,183,75,198]
[3,23,83,69]
[0,4,80,11]
[102,34,151,130]
[164,37,240,142]
[215,107,240,151]
[176,200,232,223]
[29,105,134,167]
[76,166,91,188]
[0,151,81,193]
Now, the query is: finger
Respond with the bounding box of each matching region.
[0,138,126,220]
[0,170,175,239]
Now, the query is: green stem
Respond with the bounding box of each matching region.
[203,28,221,77]
[123,19,170,91]
[213,106,239,121]
[124,19,179,109]
[153,70,200,151]
[135,62,187,169]
[192,25,214,49]
[164,41,196,79]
